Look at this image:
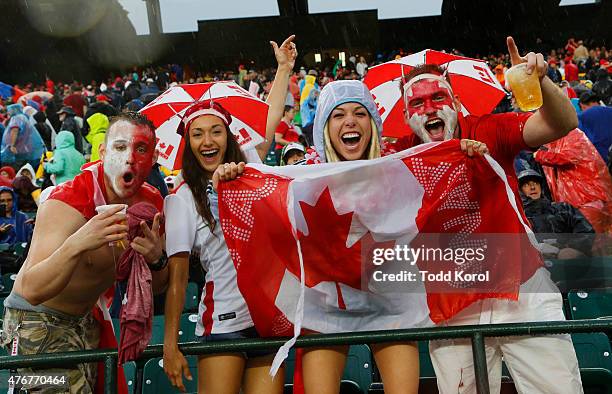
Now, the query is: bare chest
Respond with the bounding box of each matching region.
[78,243,123,280]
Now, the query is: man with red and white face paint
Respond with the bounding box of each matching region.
[397,37,583,394]
[2,112,167,393]
[403,74,458,143]
[100,119,158,200]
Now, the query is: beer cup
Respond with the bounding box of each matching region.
[506,63,543,112]
[95,204,128,248]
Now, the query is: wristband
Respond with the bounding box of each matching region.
[149,251,168,271]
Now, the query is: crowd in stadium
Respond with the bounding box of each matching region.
[0,32,610,393]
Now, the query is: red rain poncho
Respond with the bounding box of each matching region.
[535,128,612,233]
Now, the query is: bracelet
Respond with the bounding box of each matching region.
[149,251,168,271]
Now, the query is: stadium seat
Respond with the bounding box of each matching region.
[418,341,436,378]
[24,212,36,221]
[13,242,27,257]
[179,313,199,343]
[150,315,167,345]
[1,273,17,294]
[343,344,374,393]
[568,289,612,320]
[572,333,612,393]
[184,282,199,313]
[0,370,10,391]
[141,356,198,394]
[283,345,373,394]
[123,361,137,394]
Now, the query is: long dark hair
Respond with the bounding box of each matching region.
[181,123,246,231]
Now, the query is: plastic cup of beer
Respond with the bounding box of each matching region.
[506,63,543,112]
[95,204,128,248]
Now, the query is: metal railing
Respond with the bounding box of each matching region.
[1,319,612,394]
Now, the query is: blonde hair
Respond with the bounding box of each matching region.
[323,118,380,162]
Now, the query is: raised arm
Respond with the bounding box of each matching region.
[256,35,298,160]
[16,201,128,305]
[506,37,578,148]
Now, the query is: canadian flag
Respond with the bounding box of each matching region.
[218,140,543,373]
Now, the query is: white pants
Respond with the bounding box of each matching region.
[430,268,583,394]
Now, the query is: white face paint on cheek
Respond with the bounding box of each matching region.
[408,112,432,143]
[103,125,134,197]
[437,105,458,141]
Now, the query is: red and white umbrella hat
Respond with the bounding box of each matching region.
[364,50,507,138]
[140,81,269,170]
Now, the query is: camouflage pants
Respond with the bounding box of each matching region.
[0,307,100,394]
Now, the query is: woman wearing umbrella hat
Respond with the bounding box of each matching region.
[162,36,297,393]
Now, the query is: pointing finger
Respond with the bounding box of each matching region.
[280,35,296,49]
[506,36,522,66]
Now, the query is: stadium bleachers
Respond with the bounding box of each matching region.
[568,289,612,320]
[141,357,198,394]
[124,361,138,394]
[1,273,17,294]
[183,282,199,313]
[572,333,612,394]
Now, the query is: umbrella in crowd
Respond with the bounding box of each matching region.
[364,50,507,138]
[0,82,13,100]
[140,81,269,170]
[18,91,53,105]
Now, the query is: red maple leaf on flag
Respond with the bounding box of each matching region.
[297,187,364,290]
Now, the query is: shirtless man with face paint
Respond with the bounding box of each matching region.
[1,112,166,393]
[397,37,583,394]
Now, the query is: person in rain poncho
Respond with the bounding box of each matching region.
[44,131,85,185]
[0,186,33,246]
[533,127,612,234]
[299,70,318,98]
[12,163,40,212]
[518,169,594,258]
[0,166,16,181]
[86,112,109,162]
[1,104,46,170]
[299,86,319,146]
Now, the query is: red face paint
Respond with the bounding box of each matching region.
[405,79,454,118]
[404,78,458,142]
[103,121,155,198]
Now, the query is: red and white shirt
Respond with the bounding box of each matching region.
[164,182,253,335]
